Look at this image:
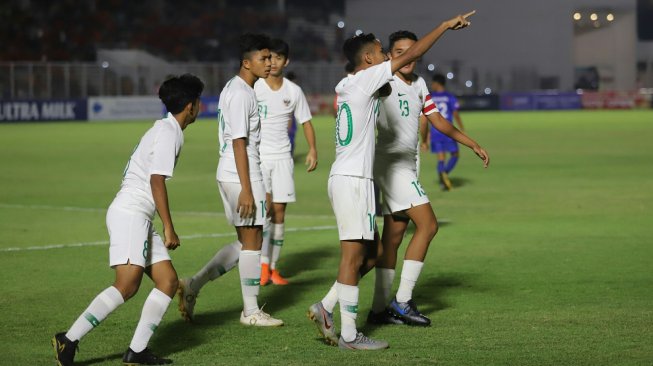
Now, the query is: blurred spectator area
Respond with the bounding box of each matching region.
[0,0,345,62]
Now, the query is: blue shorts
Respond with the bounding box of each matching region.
[430,136,459,153]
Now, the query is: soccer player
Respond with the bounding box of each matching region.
[254,38,318,286]
[52,74,204,366]
[369,31,489,327]
[307,11,476,350]
[428,73,465,190]
[177,34,283,327]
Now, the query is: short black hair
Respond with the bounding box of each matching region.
[388,30,417,52]
[343,33,377,69]
[432,73,446,86]
[239,33,271,62]
[159,74,204,114]
[269,38,289,58]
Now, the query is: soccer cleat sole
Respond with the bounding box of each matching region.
[176,286,193,323]
[51,336,64,366]
[307,310,338,346]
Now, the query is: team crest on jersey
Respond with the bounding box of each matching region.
[283,98,291,106]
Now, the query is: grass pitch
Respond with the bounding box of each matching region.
[0,110,652,365]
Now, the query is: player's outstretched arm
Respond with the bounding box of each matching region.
[302,121,318,172]
[233,138,256,218]
[391,10,475,74]
[454,110,465,132]
[426,112,489,168]
[151,174,180,249]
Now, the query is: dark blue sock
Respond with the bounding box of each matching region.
[445,156,459,173]
[437,160,445,174]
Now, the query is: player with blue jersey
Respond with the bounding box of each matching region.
[427,74,465,190]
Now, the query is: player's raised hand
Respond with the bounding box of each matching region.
[472,145,490,168]
[305,148,318,172]
[164,227,181,250]
[445,10,475,30]
[237,189,256,219]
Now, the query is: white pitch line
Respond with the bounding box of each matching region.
[0,225,337,253]
[0,202,334,219]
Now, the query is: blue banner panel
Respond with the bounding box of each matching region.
[199,96,219,118]
[501,93,582,111]
[534,93,582,110]
[500,93,535,110]
[0,99,87,122]
[458,95,500,111]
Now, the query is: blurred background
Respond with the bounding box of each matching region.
[1,0,652,121]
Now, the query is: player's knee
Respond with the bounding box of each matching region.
[156,276,179,297]
[114,282,140,301]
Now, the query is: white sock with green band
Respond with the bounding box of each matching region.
[66,286,124,341]
[191,241,242,293]
[129,288,171,352]
[239,250,261,316]
[372,268,395,313]
[261,219,271,265]
[270,223,284,270]
[337,282,359,342]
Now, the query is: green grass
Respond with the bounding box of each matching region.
[1,110,652,365]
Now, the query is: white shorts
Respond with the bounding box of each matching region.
[261,158,296,203]
[218,180,267,226]
[328,175,376,241]
[376,168,430,216]
[106,205,170,268]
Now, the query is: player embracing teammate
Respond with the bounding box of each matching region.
[369,31,488,328]
[308,11,487,350]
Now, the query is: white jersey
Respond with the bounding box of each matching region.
[254,77,312,160]
[376,75,438,172]
[115,112,184,219]
[330,60,394,179]
[217,76,263,183]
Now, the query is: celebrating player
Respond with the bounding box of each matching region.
[427,73,466,190]
[368,31,489,327]
[254,38,318,286]
[52,74,204,366]
[307,11,477,350]
[177,34,283,327]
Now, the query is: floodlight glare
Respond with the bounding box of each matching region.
[465,80,473,87]
[573,12,581,21]
[446,72,454,79]
[337,21,345,29]
[355,29,363,36]
[427,64,435,71]
[590,13,598,21]
[606,14,614,21]
[484,88,492,95]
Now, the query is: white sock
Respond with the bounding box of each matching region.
[270,223,284,270]
[66,286,124,341]
[261,219,271,265]
[372,268,395,313]
[129,288,171,353]
[395,260,424,303]
[320,281,339,313]
[337,282,359,342]
[239,250,261,316]
[191,241,242,293]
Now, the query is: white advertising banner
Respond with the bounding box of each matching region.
[87,96,164,121]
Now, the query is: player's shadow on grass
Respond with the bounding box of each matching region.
[416,273,480,314]
[450,176,471,188]
[259,247,335,313]
[77,353,123,365]
[149,306,242,356]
